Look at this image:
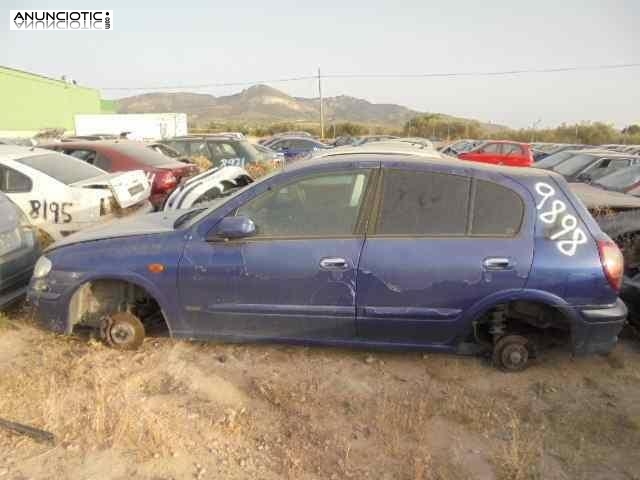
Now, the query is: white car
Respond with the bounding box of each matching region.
[309,142,447,161]
[163,166,253,211]
[0,146,152,241]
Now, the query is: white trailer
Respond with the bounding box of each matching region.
[74,113,188,140]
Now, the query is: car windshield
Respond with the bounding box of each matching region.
[534,150,577,168]
[151,144,181,158]
[593,165,640,192]
[112,143,178,166]
[207,139,263,164]
[15,153,106,184]
[552,153,598,176]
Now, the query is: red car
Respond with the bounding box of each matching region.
[458,140,533,167]
[43,140,198,209]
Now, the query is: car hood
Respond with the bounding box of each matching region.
[569,182,640,209]
[47,209,186,251]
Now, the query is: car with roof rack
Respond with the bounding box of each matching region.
[159,135,272,169]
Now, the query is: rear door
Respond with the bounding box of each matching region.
[501,143,527,166]
[356,166,534,346]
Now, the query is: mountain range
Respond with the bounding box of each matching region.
[115,84,502,130]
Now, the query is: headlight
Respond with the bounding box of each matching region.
[33,256,52,279]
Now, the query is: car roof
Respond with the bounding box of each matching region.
[271,136,320,141]
[300,152,554,180]
[0,145,55,161]
[480,140,530,146]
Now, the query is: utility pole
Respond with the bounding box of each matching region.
[318,68,325,139]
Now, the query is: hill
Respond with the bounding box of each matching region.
[115,84,503,131]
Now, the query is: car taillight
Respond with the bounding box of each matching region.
[598,240,624,291]
[154,171,177,192]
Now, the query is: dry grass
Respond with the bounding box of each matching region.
[0,319,639,479]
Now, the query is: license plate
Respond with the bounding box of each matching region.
[128,183,144,196]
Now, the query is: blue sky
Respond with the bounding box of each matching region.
[2,0,638,128]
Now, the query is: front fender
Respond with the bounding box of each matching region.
[64,270,180,335]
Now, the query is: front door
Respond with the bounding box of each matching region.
[178,168,375,341]
[356,167,534,346]
[462,142,501,164]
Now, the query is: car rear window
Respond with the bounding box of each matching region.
[15,153,106,185]
[377,170,470,235]
[553,153,598,176]
[535,150,577,168]
[112,143,177,167]
[595,164,640,192]
[471,180,524,236]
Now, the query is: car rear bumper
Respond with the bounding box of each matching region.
[572,298,627,355]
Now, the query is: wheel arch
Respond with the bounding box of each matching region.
[65,272,175,336]
[460,288,582,335]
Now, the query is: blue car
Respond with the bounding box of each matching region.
[28,154,626,370]
[264,136,329,161]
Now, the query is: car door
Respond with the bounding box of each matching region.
[356,166,534,346]
[501,143,526,166]
[177,167,376,341]
[461,142,501,164]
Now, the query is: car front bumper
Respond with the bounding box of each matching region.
[573,298,627,355]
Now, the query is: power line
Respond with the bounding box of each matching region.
[99,62,640,91]
[323,62,640,79]
[101,75,316,91]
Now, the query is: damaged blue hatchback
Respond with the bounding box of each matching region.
[28,154,627,370]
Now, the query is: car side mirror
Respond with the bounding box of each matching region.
[208,216,256,241]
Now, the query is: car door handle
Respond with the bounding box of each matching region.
[483,257,512,270]
[320,257,349,271]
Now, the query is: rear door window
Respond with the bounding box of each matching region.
[376,169,470,235]
[501,144,523,155]
[470,180,524,236]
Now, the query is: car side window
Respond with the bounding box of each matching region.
[376,169,470,235]
[470,180,524,236]
[0,165,32,193]
[236,171,370,237]
[93,153,112,171]
[476,143,500,154]
[168,141,188,155]
[189,141,209,158]
[271,140,289,151]
[67,149,97,164]
[502,144,523,155]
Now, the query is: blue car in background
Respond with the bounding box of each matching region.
[264,136,329,161]
[0,193,40,308]
[28,154,626,370]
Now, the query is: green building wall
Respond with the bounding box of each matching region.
[0,66,103,135]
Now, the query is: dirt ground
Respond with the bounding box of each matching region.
[0,309,639,480]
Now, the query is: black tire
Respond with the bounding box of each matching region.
[492,335,531,372]
[101,312,145,350]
